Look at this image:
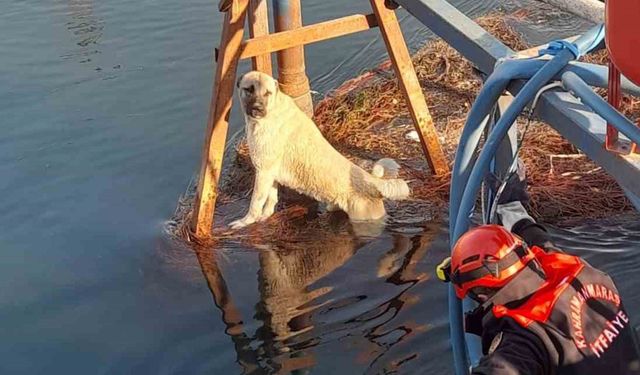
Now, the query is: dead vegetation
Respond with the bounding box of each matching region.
[167,12,639,243]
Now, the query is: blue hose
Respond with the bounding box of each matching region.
[453,51,574,242]
[447,55,575,375]
[452,49,576,373]
[448,51,640,236]
[448,24,606,374]
[448,61,515,374]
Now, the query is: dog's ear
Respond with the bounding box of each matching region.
[273,79,280,93]
[236,74,245,89]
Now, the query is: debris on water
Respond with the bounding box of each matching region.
[405,131,420,142]
[310,13,638,224]
[167,11,639,244]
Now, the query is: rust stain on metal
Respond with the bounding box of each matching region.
[248,0,272,74]
[192,0,449,239]
[192,0,250,238]
[240,14,379,59]
[273,0,313,116]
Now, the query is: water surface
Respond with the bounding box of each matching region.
[1,0,637,374]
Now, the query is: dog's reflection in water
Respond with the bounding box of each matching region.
[255,214,361,347]
[198,212,435,373]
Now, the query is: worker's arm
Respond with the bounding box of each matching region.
[472,326,550,375]
[497,201,554,249]
[492,159,555,250]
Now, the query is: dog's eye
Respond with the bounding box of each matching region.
[242,87,252,94]
[264,90,272,97]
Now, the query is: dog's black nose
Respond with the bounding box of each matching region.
[248,105,266,118]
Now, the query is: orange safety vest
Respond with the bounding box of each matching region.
[480,247,640,374]
[491,246,584,327]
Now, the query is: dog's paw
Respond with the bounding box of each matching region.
[229,217,255,230]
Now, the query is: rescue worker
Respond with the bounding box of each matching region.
[437,166,640,375]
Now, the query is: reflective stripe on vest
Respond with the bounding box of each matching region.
[492,246,584,327]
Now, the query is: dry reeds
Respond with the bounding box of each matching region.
[167,12,639,243]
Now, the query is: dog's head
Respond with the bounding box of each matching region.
[237,71,279,119]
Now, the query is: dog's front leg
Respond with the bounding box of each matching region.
[260,182,279,219]
[229,171,275,229]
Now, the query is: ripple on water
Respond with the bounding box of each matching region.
[160,201,452,374]
[1,0,636,373]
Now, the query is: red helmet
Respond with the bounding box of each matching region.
[450,225,535,299]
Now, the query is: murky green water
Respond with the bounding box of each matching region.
[1,0,637,373]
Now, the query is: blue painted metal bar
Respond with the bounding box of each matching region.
[397,0,640,97]
[395,0,513,73]
[535,90,640,197]
[624,187,640,212]
[562,71,640,145]
[489,96,517,221]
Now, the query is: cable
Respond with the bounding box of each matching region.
[487,82,563,224]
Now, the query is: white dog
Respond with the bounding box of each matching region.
[229,71,410,229]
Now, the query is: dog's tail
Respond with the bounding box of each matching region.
[369,158,410,200]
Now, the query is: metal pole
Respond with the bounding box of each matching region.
[370,0,449,175]
[272,0,314,117]
[192,1,249,238]
[606,61,621,151]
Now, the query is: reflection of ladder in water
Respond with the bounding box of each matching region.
[195,226,435,373]
[191,0,451,238]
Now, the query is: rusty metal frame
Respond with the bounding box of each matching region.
[240,14,379,59]
[192,0,450,238]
